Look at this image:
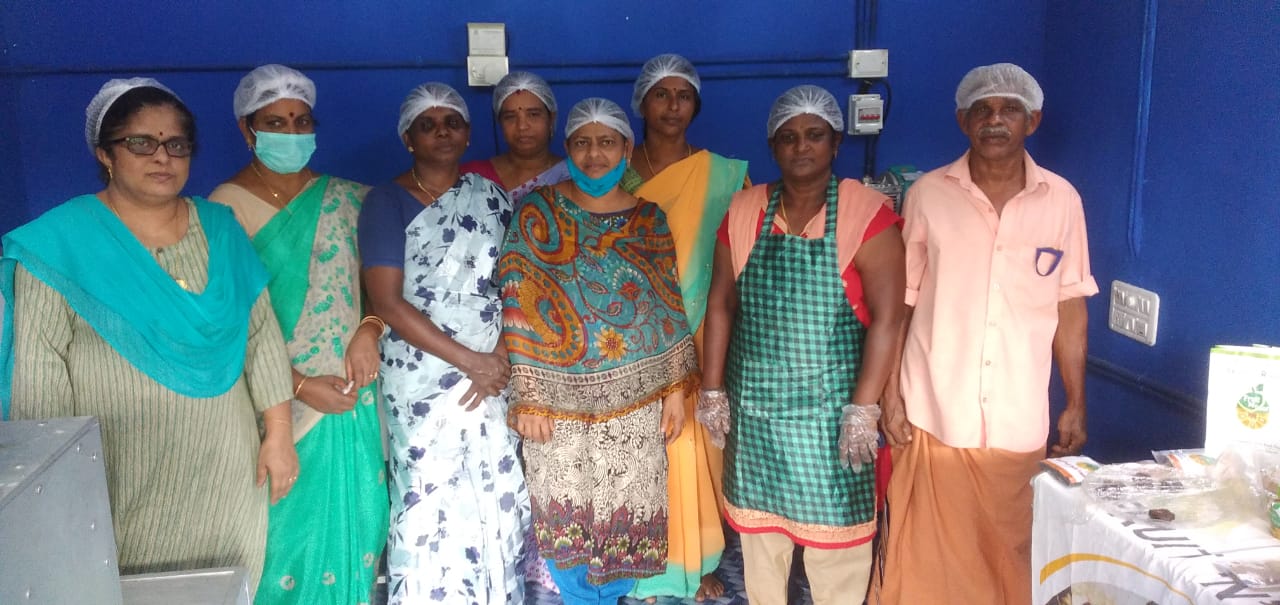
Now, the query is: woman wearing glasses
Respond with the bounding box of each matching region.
[209,64,388,605]
[1,78,298,590]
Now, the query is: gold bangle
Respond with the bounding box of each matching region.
[294,375,308,398]
[359,315,386,334]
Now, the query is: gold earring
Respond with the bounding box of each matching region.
[107,166,113,180]
[407,146,415,152]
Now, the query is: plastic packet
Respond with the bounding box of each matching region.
[1214,557,1280,588]
[1040,456,1100,486]
[1082,461,1222,526]
[1152,448,1217,476]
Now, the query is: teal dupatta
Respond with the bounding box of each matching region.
[0,195,268,418]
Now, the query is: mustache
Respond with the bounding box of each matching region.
[978,126,1012,138]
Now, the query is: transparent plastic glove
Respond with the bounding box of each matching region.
[695,389,731,449]
[839,404,882,472]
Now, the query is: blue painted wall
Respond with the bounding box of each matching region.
[1,0,1044,231]
[14,1,1273,462]
[1042,1,1280,461]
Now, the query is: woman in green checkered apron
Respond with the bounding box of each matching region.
[698,85,905,605]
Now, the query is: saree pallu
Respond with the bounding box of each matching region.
[461,158,570,204]
[499,188,699,587]
[214,176,389,605]
[375,175,529,605]
[627,150,748,598]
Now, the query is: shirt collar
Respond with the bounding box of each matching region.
[945,149,1048,197]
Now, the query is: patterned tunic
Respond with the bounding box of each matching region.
[499,188,699,586]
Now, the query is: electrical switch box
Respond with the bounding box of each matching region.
[848,49,889,79]
[1109,280,1161,346]
[847,94,884,135]
[467,56,509,87]
[467,22,506,56]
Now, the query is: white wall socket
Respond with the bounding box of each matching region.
[848,49,889,79]
[1109,280,1160,346]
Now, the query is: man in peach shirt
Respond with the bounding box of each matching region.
[871,63,1098,605]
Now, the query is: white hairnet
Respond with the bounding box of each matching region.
[564,97,634,142]
[955,62,1043,112]
[631,53,701,116]
[398,82,470,136]
[84,77,178,152]
[233,64,316,118]
[493,71,557,116]
[767,85,843,138]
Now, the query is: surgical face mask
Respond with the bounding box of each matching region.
[252,130,316,174]
[566,156,627,198]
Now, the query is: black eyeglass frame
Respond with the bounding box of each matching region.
[108,135,195,158]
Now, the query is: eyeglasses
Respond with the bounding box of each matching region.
[109,135,194,158]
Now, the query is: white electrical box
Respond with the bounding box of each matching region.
[1109,280,1160,346]
[467,56,509,87]
[467,22,506,56]
[848,49,889,79]
[847,94,884,135]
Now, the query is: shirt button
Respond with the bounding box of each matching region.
[984,360,992,366]
[993,283,1001,291]
[982,396,989,403]
[996,245,1003,252]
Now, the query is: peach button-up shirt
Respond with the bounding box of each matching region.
[900,151,1098,453]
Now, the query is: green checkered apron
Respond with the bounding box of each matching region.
[723,177,875,528]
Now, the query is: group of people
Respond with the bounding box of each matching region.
[0,52,1095,605]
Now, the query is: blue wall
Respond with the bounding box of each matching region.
[1,0,1044,231]
[12,1,1273,462]
[1042,1,1280,461]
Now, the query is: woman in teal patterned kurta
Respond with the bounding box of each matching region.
[210,64,388,605]
[2,79,298,591]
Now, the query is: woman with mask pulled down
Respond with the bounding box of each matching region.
[3,78,298,591]
[209,64,388,605]
[498,97,698,605]
[359,83,529,605]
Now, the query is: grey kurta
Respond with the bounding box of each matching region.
[8,201,293,589]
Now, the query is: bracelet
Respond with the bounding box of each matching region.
[359,315,386,334]
[294,376,308,398]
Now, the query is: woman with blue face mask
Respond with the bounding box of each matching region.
[497,97,697,604]
[209,64,389,605]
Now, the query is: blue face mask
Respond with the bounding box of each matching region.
[566,156,627,198]
[252,131,316,174]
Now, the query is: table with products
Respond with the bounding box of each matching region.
[1031,471,1280,604]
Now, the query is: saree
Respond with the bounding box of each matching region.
[210,176,389,605]
[369,175,529,605]
[461,157,571,203]
[626,150,748,598]
[498,187,699,587]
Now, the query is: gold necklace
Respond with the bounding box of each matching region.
[250,162,281,201]
[641,143,692,177]
[777,191,805,236]
[410,166,440,204]
[105,195,190,290]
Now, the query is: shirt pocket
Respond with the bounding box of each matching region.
[1007,243,1063,310]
